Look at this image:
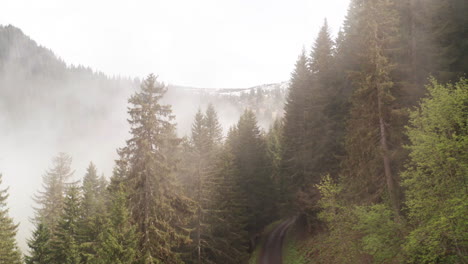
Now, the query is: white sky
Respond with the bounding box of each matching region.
[1,0,350,88]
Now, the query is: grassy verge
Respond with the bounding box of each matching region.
[282,223,307,264]
[248,220,283,264]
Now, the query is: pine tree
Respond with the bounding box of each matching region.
[0,173,22,264]
[118,74,192,264]
[49,184,82,264]
[25,223,52,264]
[34,153,74,232]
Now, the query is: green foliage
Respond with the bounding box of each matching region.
[315,175,366,264]
[354,204,404,262]
[0,173,23,264]
[283,234,306,264]
[402,78,468,263]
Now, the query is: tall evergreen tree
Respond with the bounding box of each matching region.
[341,0,402,213]
[0,173,22,264]
[118,74,192,264]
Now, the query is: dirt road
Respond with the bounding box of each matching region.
[259,217,296,264]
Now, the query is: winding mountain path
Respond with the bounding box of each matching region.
[259,217,296,264]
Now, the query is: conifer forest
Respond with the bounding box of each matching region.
[0,0,467,263]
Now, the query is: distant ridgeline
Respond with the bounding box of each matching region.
[165,82,288,134]
[0,25,287,135]
[0,25,137,136]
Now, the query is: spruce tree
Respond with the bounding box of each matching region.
[0,173,22,264]
[118,74,192,264]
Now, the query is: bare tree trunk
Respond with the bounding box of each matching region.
[377,94,400,215]
[197,157,202,264]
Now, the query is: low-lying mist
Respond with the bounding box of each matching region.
[0,25,287,251]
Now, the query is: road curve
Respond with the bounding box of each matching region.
[259,217,296,264]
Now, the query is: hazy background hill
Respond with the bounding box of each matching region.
[0,24,287,251]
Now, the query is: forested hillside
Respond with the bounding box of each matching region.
[0,0,467,263]
[273,0,467,263]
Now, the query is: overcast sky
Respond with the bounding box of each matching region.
[1,0,350,88]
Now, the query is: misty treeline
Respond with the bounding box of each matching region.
[0,0,467,264]
[3,74,275,264]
